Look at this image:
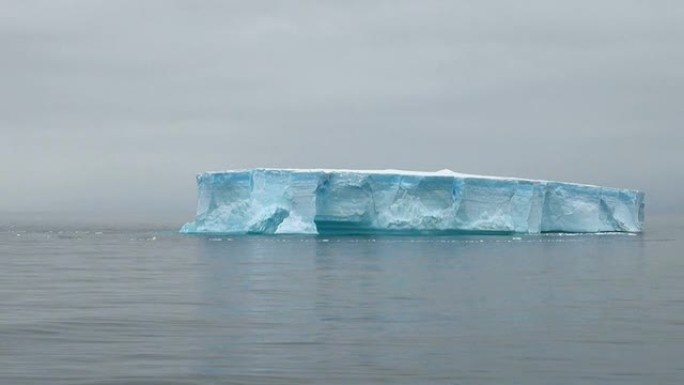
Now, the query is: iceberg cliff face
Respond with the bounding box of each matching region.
[180,169,644,235]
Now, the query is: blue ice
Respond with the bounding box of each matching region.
[180,169,644,235]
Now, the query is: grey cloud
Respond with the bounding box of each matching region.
[1,0,682,222]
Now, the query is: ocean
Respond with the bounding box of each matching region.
[1,215,683,384]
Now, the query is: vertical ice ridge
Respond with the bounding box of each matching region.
[526,183,546,233]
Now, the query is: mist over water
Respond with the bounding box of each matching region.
[2,216,683,384]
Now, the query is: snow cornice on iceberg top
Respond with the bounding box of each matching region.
[198,168,642,193]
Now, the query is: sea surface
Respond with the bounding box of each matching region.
[1,215,683,385]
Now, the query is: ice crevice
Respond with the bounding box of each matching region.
[180,168,645,235]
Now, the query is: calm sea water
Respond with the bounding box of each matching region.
[1,216,683,385]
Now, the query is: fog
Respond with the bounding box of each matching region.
[2,0,682,223]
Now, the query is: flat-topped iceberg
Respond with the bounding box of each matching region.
[180,169,644,235]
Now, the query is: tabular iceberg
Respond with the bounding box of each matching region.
[180,169,644,235]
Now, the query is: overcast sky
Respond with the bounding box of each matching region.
[2,0,682,222]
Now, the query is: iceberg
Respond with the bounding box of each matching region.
[180,169,645,235]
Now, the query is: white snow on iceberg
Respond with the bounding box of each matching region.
[180,169,645,235]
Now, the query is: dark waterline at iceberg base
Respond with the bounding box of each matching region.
[2,216,683,384]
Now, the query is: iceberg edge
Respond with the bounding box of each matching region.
[180,168,645,235]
